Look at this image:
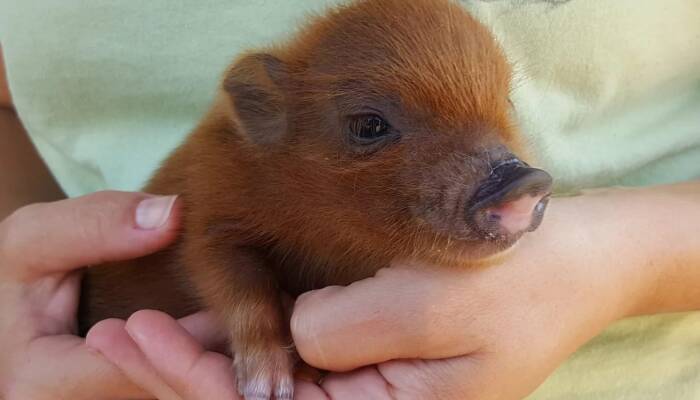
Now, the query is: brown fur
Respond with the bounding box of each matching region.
[80,0,533,398]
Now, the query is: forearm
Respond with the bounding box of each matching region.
[562,182,700,319]
[0,45,64,219]
[623,181,700,315]
[0,108,65,219]
[0,45,11,107]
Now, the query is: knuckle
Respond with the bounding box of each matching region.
[70,196,119,251]
[83,207,109,245]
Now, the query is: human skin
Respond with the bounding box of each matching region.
[0,191,181,400]
[86,181,700,400]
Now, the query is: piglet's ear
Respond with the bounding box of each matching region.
[223,53,289,145]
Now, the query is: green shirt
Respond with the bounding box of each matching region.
[1,1,699,398]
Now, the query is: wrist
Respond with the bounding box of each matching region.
[498,191,649,339]
[623,182,700,316]
[571,183,700,318]
[528,187,670,324]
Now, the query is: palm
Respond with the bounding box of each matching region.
[26,272,80,336]
[7,271,145,400]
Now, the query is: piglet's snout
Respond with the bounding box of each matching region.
[467,158,552,240]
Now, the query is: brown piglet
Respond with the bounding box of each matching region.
[80,0,553,398]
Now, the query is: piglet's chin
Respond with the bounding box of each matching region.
[427,235,523,267]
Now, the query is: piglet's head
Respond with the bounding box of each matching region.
[222,0,552,265]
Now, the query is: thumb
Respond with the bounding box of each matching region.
[0,190,180,281]
[290,266,480,372]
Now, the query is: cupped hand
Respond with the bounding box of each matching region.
[87,188,679,400]
[290,191,657,399]
[0,191,182,400]
[85,308,328,400]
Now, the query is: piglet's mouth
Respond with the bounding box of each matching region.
[466,158,552,241]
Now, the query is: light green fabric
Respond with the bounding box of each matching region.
[0,0,342,195]
[1,0,699,398]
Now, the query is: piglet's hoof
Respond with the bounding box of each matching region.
[234,344,296,400]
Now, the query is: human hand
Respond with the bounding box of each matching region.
[289,188,682,400]
[0,191,182,400]
[87,184,700,400]
[85,308,327,400]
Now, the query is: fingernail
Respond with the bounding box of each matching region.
[135,195,178,230]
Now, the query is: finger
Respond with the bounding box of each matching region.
[0,190,180,280]
[291,266,482,371]
[317,356,539,400]
[85,312,229,400]
[20,335,152,400]
[86,318,183,400]
[376,357,481,400]
[125,310,241,400]
[319,358,488,400]
[177,311,229,353]
[376,355,543,400]
[293,380,330,400]
[321,367,396,399]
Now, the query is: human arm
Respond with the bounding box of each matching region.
[618,180,700,314]
[0,45,65,219]
[0,46,11,107]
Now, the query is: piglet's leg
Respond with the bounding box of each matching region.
[183,243,294,400]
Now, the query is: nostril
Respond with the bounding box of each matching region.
[483,193,549,236]
[467,160,553,239]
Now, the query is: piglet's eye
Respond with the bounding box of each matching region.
[350,115,390,143]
